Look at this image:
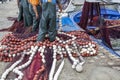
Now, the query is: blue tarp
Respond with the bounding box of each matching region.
[73,12,82,23]
[61,17,80,32]
[101,9,120,16]
[59,10,120,57]
[60,9,120,31]
[101,9,120,20]
[73,9,120,23]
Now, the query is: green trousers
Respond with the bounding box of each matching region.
[37,2,57,42]
[17,0,32,27]
[29,4,41,32]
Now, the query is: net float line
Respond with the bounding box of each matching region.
[0,31,98,62]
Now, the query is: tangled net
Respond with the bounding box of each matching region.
[0,31,98,80]
[0,17,98,80]
[0,31,98,62]
[94,20,120,39]
[106,20,120,39]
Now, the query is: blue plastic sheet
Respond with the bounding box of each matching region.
[73,12,82,23]
[61,17,80,32]
[73,9,120,23]
[60,9,120,31]
[101,9,120,20]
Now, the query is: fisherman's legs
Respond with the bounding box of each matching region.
[37,3,57,42]
[23,6,33,27]
[48,17,56,42]
[48,3,57,42]
[38,17,57,42]
[29,4,41,32]
[18,4,23,21]
[37,14,48,41]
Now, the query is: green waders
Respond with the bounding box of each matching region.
[18,0,32,27]
[37,2,57,42]
[29,4,41,32]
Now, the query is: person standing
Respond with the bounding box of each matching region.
[29,0,42,32]
[37,0,62,42]
[17,0,32,27]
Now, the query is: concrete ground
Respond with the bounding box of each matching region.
[0,0,17,79]
[0,0,120,80]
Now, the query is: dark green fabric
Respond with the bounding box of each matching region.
[37,2,57,42]
[17,3,23,21]
[17,0,32,27]
[56,0,60,4]
[29,4,41,32]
